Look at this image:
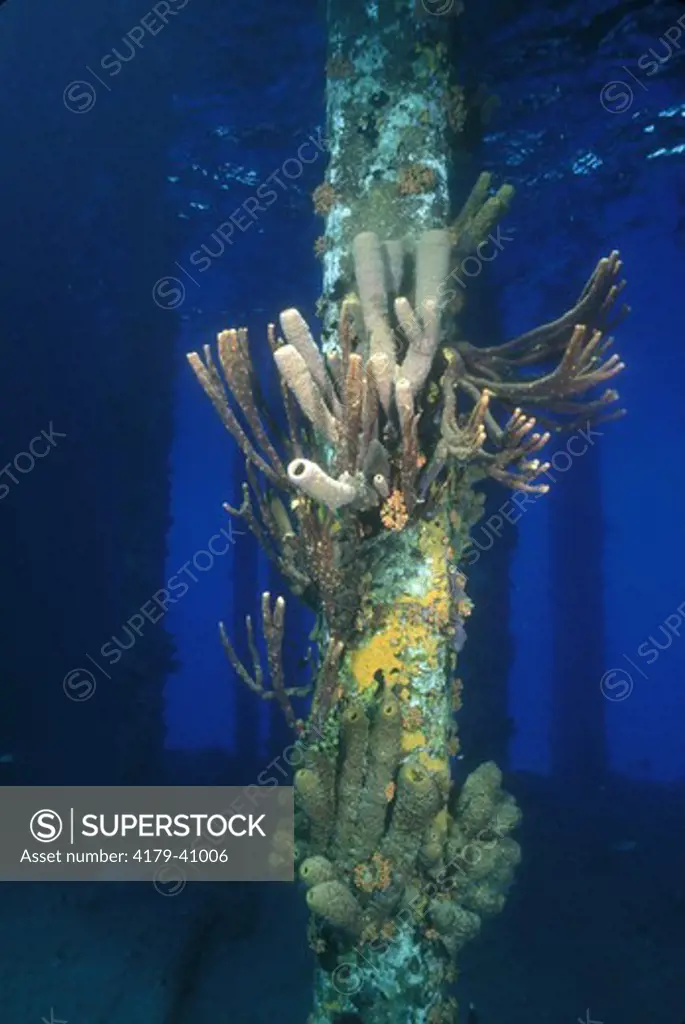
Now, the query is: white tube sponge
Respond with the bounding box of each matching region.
[396,296,440,397]
[415,228,451,321]
[394,376,414,430]
[279,308,340,414]
[368,322,396,413]
[353,231,388,325]
[382,239,405,294]
[287,458,357,510]
[353,232,396,412]
[273,344,338,446]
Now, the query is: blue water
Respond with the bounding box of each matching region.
[0,0,683,1020]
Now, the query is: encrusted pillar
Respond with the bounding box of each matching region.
[307,510,473,1024]
[319,0,458,337]
[187,5,627,1022]
[300,6,510,1021]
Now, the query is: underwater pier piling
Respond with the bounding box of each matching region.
[189,2,628,1020]
[319,0,456,339]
